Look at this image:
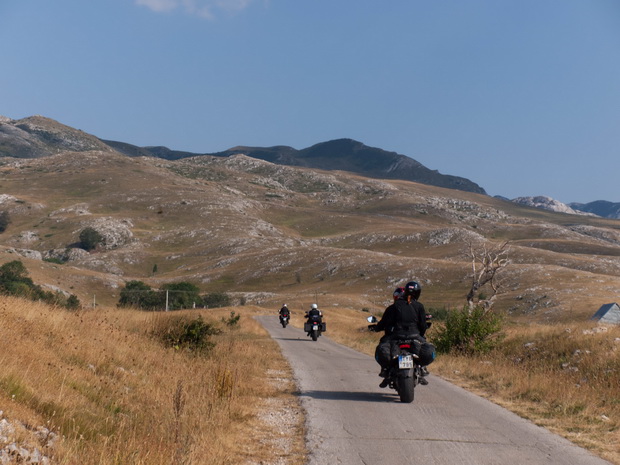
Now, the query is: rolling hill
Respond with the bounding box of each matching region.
[1,131,620,321]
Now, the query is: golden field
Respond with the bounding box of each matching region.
[0,297,305,464]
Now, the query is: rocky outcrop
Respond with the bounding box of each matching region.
[0,115,114,158]
[78,217,135,250]
[512,196,594,216]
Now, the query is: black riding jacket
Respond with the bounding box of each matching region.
[375,297,427,338]
[306,308,322,322]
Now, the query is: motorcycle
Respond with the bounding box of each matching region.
[279,313,290,328]
[304,318,326,341]
[367,316,435,403]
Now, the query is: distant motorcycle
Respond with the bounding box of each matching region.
[304,317,326,341]
[279,313,290,328]
[367,316,435,403]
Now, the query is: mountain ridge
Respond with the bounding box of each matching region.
[1,115,619,217]
[1,115,484,194]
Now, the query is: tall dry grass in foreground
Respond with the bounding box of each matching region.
[300,306,620,465]
[0,297,305,464]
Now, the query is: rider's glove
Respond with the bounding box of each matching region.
[367,324,378,332]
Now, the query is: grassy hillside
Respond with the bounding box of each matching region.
[1,149,619,322]
[0,297,305,464]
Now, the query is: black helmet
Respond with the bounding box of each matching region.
[404,281,421,300]
[393,287,405,300]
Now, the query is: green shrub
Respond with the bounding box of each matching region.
[433,305,504,355]
[222,311,240,327]
[66,294,81,310]
[426,306,450,322]
[155,315,221,354]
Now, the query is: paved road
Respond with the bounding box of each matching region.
[256,316,613,465]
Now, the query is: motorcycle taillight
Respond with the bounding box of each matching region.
[399,344,411,349]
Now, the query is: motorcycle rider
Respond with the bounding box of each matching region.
[305,303,323,335]
[279,303,290,324]
[369,281,428,388]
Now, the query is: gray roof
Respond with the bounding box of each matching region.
[591,303,620,325]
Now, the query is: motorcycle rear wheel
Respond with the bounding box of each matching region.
[311,330,318,341]
[397,376,415,403]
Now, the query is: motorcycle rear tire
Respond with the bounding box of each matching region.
[311,330,318,341]
[398,376,415,403]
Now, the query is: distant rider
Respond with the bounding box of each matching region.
[305,303,323,334]
[279,304,290,324]
[369,281,428,387]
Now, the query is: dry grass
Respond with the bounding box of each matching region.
[433,323,620,465]
[0,297,306,464]
[291,306,620,465]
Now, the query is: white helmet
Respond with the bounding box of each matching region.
[311,303,318,309]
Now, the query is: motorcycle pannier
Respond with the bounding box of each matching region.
[304,322,327,332]
[419,342,436,366]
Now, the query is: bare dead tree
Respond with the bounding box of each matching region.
[466,241,510,311]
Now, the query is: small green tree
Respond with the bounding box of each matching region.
[202,292,231,309]
[0,260,75,308]
[79,227,103,251]
[162,282,202,310]
[118,280,163,310]
[0,260,31,284]
[0,260,37,298]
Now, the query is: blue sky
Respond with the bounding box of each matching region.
[1,0,619,203]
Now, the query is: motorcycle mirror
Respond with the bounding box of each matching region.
[366,316,377,323]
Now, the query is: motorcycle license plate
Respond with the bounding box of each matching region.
[398,355,414,369]
[312,325,319,330]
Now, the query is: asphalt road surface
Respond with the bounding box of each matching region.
[256,315,613,465]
